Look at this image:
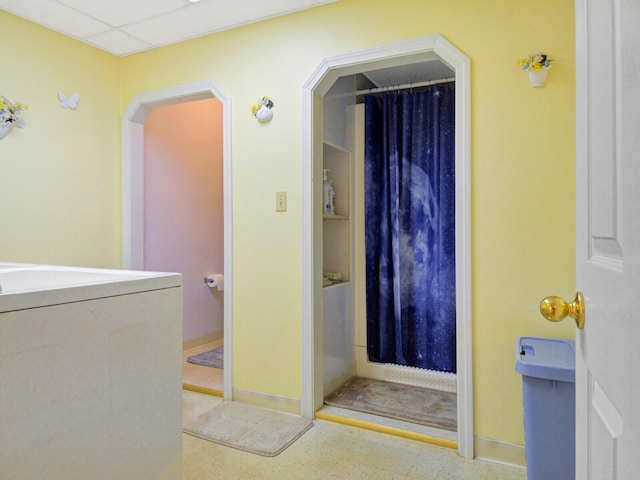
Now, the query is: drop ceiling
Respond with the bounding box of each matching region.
[0,0,337,56]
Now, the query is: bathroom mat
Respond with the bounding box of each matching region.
[183,400,313,457]
[183,389,223,418]
[324,377,457,431]
[187,346,223,369]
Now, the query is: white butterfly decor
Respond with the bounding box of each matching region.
[58,91,80,110]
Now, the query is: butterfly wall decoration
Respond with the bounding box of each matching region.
[59,91,80,110]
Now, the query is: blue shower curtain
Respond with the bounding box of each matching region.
[364,86,456,373]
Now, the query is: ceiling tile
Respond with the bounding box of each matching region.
[1,0,339,56]
[57,0,190,27]
[0,0,111,38]
[122,0,329,47]
[85,29,153,56]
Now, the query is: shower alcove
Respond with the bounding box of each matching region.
[302,35,472,457]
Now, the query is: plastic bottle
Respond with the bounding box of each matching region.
[329,181,336,215]
[323,169,332,215]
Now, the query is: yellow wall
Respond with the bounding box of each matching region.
[1,11,121,267]
[1,0,576,447]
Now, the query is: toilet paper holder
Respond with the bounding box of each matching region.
[204,274,224,291]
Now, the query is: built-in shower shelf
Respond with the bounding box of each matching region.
[323,280,350,289]
[323,214,349,221]
[323,141,351,283]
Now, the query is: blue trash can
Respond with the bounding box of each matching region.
[515,337,575,480]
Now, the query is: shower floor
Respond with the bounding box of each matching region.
[322,377,457,441]
[182,339,223,396]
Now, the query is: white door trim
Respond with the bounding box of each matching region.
[300,35,473,457]
[121,79,234,400]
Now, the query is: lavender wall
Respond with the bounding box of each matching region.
[144,98,224,342]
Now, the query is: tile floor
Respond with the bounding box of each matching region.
[181,343,524,479]
[182,392,527,480]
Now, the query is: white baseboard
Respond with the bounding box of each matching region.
[233,388,301,415]
[474,437,526,468]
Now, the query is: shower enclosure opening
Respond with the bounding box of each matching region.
[321,82,459,440]
[305,34,473,456]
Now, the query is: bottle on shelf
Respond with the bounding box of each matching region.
[329,181,335,215]
[323,169,336,215]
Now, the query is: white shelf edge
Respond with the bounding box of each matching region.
[322,280,351,289]
[323,214,349,221]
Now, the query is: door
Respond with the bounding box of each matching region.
[575,0,640,477]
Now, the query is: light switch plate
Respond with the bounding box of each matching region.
[276,191,287,212]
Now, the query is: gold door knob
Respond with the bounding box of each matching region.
[539,292,585,329]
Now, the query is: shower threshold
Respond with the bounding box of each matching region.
[316,405,457,449]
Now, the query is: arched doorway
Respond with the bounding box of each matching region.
[121,79,234,400]
[300,35,473,457]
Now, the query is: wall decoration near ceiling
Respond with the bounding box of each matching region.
[518,52,552,87]
[251,96,274,123]
[59,91,80,109]
[0,95,27,140]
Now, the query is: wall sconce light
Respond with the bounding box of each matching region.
[518,52,552,87]
[251,96,274,122]
[0,95,27,140]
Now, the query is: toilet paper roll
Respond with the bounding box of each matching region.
[205,274,224,291]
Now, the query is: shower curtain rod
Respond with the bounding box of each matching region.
[355,77,455,96]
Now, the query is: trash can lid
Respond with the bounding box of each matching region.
[515,336,575,383]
